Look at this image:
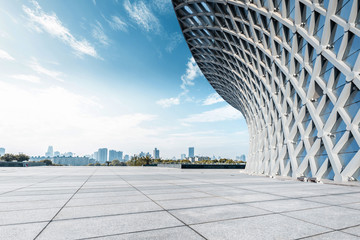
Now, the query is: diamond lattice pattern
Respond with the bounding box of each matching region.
[173,0,360,182]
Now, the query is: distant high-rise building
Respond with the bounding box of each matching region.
[0,148,5,157]
[45,146,53,157]
[98,148,108,163]
[139,151,145,158]
[240,154,246,162]
[118,151,123,161]
[93,151,98,161]
[153,148,160,159]
[54,151,60,157]
[188,147,194,158]
[181,154,186,160]
[124,154,129,161]
[109,150,123,161]
[109,150,116,161]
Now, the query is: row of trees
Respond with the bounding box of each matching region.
[88,159,126,166]
[0,154,30,162]
[1,154,243,166]
[122,156,245,166]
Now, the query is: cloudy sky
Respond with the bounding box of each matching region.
[0,0,248,158]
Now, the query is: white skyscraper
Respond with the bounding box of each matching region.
[98,148,108,163]
[153,148,160,159]
[109,150,123,161]
[45,146,54,157]
[188,147,194,158]
[0,148,5,157]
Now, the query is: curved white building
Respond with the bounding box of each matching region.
[173,0,360,182]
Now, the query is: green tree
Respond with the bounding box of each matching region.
[39,159,53,166]
[1,153,30,162]
[111,159,121,166]
[1,154,16,162]
[16,154,30,162]
[180,159,191,164]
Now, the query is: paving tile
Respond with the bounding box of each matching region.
[170,203,270,224]
[342,225,360,237]
[73,191,142,199]
[283,206,360,230]
[0,208,59,225]
[0,222,47,240]
[157,196,234,210]
[0,193,72,203]
[247,198,327,213]
[56,201,162,220]
[95,226,203,240]
[37,211,183,240]
[0,167,359,240]
[66,195,150,207]
[302,231,359,239]
[224,192,285,203]
[306,193,360,205]
[191,214,329,240]
[343,202,360,211]
[148,192,211,201]
[0,199,68,212]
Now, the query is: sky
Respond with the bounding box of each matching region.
[0,0,249,159]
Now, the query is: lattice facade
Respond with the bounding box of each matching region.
[173,0,360,182]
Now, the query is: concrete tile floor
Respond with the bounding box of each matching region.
[0,166,359,239]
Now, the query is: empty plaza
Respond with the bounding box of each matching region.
[0,167,359,239]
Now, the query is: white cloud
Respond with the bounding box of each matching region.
[0,81,157,156]
[153,0,172,13]
[182,105,243,123]
[92,21,109,46]
[203,93,225,105]
[156,57,202,108]
[156,97,180,108]
[11,74,41,83]
[166,32,182,53]
[123,0,161,33]
[23,1,98,58]
[0,49,15,61]
[29,59,64,82]
[106,16,127,32]
[180,57,202,91]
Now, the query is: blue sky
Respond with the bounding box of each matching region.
[0,0,248,158]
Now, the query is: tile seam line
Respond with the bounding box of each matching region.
[146,173,340,217]
[33,169,97,240]
[0,199,152,213]
[111,169,209,240]
[0,192,218,205]
[0,201,338,228]
[0,174,66,196]
[160,173,360,210]
[157,173,360,231]
[295,223,360,239]
[75,225,187,240]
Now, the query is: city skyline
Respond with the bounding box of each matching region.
[0,0,248,159]
[0,144,245,162]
